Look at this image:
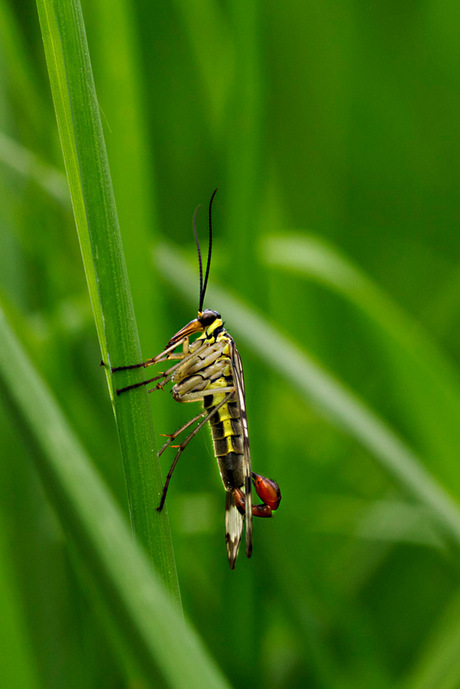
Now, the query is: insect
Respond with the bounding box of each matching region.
[113,190,281,568]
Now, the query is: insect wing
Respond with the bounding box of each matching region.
[225,491,244,569]
[231,343,253,559]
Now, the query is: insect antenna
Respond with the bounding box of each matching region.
[200,188,217,311]
[193,204,203,311]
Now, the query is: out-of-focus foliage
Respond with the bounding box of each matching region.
[1,0,460,687]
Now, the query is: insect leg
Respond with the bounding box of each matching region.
[112,338,208,378]
[157,391,234,512]
[111,336,194,373]
[173,386,235,403]
[116,372,168,395]
[150,360,231,399]
[115,342,212,394]
[158,410,207,457]
[116,351,206,395]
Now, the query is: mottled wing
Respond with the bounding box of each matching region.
[231,342,253,559]
[225,491,243,569]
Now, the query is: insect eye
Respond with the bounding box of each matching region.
[199,310,220,326]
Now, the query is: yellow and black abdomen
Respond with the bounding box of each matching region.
[204,386,245,492]
[170,321,246,493]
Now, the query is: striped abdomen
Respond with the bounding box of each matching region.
[204,394,245,492]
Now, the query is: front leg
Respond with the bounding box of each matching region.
[116,372,168,395]
[111,336,193,373]
[115,341,209,395]
[116,364,178,396]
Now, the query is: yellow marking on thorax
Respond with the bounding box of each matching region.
[198,317,224,342]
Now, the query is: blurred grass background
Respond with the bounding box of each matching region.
[1,1,460,688]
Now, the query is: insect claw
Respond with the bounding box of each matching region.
[155,382,165,391]
[252,473,282,511]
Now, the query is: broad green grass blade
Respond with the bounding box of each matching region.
[0,0,49,137]
[156,244,460,547]
[36,0,179,593]
[224,2,263,288]
[401,588,460,689]
[171,0,232,130]
[0,508,41,689]
[0,131,69,207]
[263,234,460,486]
[89,0,160,353]
[0,306,232,689]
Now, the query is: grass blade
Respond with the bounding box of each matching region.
[171,0,232,129]
[401,588,460,689]
[0,305,232,689]
[0,508,41,689]
[89,0,161,353]
[263,234,460,480]
[36,0,179,593]
[0,131,69,207]
[156,243,460,547]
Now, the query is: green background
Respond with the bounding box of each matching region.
[1,1,460,687]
